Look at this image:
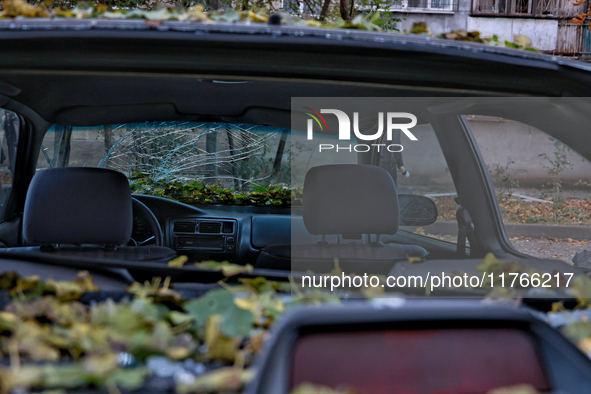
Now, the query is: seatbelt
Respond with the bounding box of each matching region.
[455,197,476,257]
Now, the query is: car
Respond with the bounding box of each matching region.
[1,14,591,394]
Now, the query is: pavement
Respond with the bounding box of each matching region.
[404,221,591,265]
[403,187,591,264]
[510,237,590,265]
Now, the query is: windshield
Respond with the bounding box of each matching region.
[36,122,357,202]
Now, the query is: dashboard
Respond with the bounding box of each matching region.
[168,218,237,262]
[131,194,463,267]
[132,194,295,266]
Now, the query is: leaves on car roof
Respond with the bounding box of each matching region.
[0,0,540,52]
[0,270,298,393]
[194,261,254,277]
[1,255,590,393]
[168,257,255,277]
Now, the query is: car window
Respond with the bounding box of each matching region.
[468,115,591,264]
[394,123,460,244]
[37,122,295,188]
[35,121,356,197]
[0,109,20,214]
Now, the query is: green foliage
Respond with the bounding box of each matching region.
[487,158,523,203]
[540,139,574,195]
[539,139,574,223]
[130,172,302,206]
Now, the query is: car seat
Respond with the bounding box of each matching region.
[4,167,176,263]
[256,164,428,274]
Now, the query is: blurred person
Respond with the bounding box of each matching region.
[380,128,409,186]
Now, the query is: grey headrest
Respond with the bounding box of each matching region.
[23,167,133,245]
[303,164,399,235]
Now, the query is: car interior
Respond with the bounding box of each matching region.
[0,70,589,288]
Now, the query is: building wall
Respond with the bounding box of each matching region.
[390,0,470,33]
[389,0,560,51]
[398,118,591,191]
[392,11,469,33]
[467,16,559,50]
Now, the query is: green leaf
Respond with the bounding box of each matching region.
[219,305,254,337]
[184,289,254,338]
[105,367,151,390]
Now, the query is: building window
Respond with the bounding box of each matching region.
[390,0,458,12]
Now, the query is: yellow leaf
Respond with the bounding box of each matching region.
[176,367,254,394]
[513,34,532,48]
[205,315,238,362]
[168,255,189,267]
[166,346,191,360]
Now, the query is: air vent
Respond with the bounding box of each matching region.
[222,222,234,234]
[174,221,196,233]
[199,221,222,234]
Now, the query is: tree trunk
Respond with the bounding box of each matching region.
[104,125,113,153]
[53,124,72,168]
[339,0,350,21]
[319,0,332,20]
[206,131,218,183]
[272,131,288,178]
[226,128,239,191]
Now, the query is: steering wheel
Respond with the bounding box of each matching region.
[130,197,165,247]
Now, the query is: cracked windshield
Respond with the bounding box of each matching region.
[37,122,297,204]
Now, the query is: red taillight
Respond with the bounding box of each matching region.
[292,328,550,394]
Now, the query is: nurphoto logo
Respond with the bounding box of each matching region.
[304,108,418,152]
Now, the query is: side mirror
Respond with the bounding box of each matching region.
[398,194,438,226]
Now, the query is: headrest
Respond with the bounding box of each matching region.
[23,167,133,245]
[303,164,399,235]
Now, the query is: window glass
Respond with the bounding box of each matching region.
[468,115,591,263]
[36,121,356,195]
[0,109,20,211]
[37,122,296,189]
[393,123,460,244]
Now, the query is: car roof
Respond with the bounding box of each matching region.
[2,18,590,71]
[2,19,591,127]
